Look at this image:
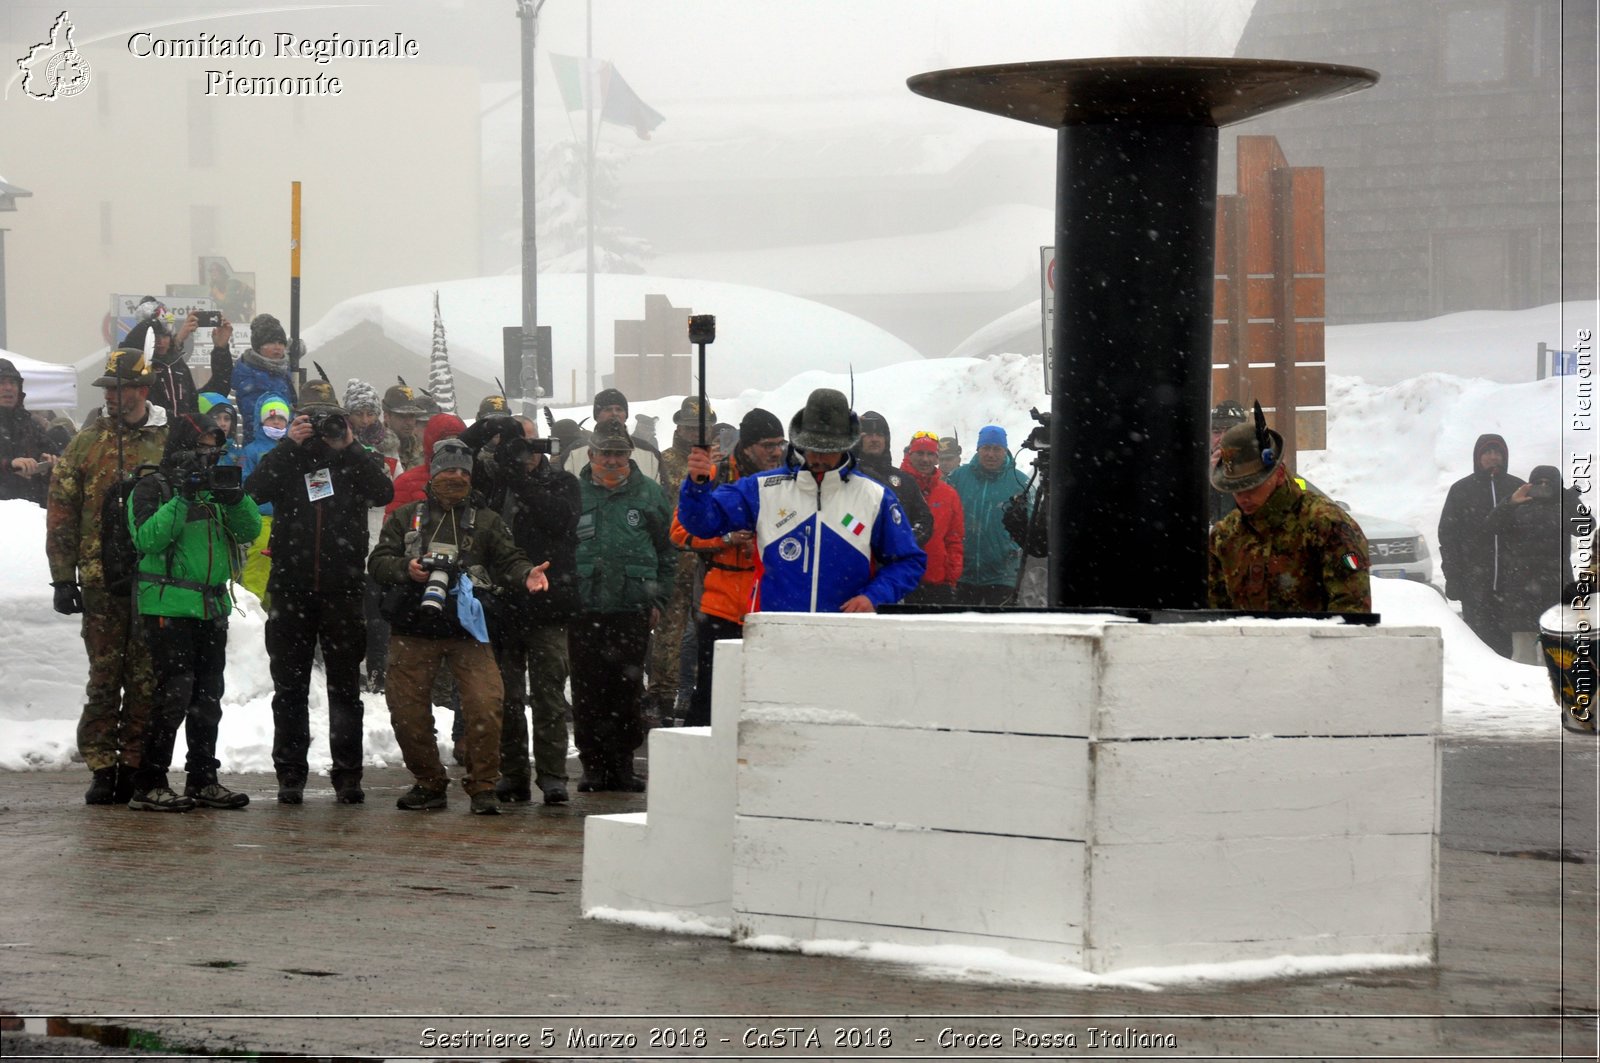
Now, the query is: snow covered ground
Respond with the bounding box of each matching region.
[1,300,1587,771]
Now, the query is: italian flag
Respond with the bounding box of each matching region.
[840,513,865,536]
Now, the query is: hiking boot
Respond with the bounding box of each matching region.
[396,785,447,811]
[495,778,533,803]
[84,767,118,805]
[184,782,250,809]
[538,780,570,805]
[127,787,196,813]
[469,791,501,816]
[277,787,304,805]
[335,785,366,805]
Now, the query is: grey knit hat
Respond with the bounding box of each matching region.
[344,378,382,414]
[430,438,475,477]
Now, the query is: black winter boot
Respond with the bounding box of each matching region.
[112,765,136,804]
[84,767,117,805]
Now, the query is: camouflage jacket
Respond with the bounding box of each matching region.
[46,404,170,587]
[1207,478,1371,613]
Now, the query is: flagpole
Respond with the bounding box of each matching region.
[584,0,596,403]
[517,0,548,404]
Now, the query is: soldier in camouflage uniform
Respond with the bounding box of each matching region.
[46,349,170,803]
[380,383,426,472]
[649,396,713,723]
[1207,410,1370,613]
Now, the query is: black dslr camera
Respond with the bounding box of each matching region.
[309,410,349,441]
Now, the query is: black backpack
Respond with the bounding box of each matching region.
[100,464,167,597]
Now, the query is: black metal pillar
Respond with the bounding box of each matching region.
[908,58,1377,611]
[1051,122,1218,609]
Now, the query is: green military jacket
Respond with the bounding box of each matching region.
[1207,478,1372,613]
[575,463,676,615]
[46,405,169,588]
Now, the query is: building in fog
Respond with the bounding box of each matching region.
[0,37,481,364]
[1227,0,1595,323]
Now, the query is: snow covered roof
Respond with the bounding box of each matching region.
[302,272,922,399]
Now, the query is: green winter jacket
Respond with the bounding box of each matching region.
[128,478,262,620]
[575,463,677,615]
[946,452,1030,588]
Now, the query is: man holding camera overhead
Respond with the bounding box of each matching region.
[369,438,550,815]
[244,379,394,805]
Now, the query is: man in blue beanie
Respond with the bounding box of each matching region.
[946,425,1030,605]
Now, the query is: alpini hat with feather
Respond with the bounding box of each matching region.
[788,388,860,452]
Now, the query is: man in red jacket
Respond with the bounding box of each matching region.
[900,433,965,604]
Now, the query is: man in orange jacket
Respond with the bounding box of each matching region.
[669,408,786,727]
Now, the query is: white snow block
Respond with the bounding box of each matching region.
[579,642,745,923]
[741,612,1100,735]
[733,817,1085,950]
[1097,623,1441,738]
[738,723,1088,840]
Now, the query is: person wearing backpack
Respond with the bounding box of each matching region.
[125,413,261,811]
[45,348,169,805]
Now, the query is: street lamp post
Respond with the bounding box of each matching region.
[0,176,33,350]
[516,0,548,404]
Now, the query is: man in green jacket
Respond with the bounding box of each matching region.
[126,412,262,811]
[947,426,1030,606]
[570,419,676,792]
[369,438,550,815]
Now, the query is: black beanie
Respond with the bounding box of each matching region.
[593,387,629,416]
[739,407,783,444]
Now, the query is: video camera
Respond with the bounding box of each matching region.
[1020,407,1051,454]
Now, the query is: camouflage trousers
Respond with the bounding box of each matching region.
[646,552,699,711]
[493,621,571,786]
[77,586,156,772]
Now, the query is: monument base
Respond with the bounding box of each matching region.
[582,612,1440,975]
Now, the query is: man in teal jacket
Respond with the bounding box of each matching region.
[126,412,262,811]
[946,425,1030,606]
[570,419,676,792]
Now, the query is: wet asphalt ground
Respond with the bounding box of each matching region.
[0,736,1595,1061]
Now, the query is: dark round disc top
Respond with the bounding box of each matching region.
[907,57,1378,128]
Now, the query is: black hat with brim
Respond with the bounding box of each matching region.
[92,347,153,388]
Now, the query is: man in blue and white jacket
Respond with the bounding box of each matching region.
[679,388,926,614]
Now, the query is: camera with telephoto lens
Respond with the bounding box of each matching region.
[417,546,458,613]
[309,410,349,440]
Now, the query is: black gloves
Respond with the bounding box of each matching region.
[212,482,245,506]
[52,580,84,615]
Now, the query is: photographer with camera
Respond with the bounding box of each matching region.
[125,413,261,811]
[948,425,1031,606]
[1485,465,1583,664]
[244,380,394,804]
[122,297,235,417]
[370,438,551,814]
